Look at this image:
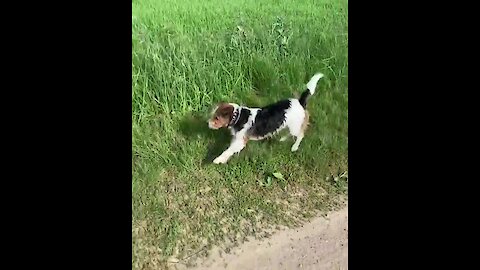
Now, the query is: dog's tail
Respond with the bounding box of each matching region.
[299,72,324,108]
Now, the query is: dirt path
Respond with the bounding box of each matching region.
[181,205,348,270]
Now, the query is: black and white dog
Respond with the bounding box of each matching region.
[208,73,324,164]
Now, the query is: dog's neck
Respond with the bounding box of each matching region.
[228,104,241,127]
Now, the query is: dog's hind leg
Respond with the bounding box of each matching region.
[289,111,309,152]
[290,134,304,152]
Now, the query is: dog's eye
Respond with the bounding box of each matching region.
[214,116,219,120]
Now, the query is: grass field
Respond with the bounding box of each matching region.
[132,0,348,268]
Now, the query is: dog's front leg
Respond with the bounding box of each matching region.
[213,136,247,164]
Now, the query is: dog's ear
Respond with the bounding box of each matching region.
[217,103,234,119]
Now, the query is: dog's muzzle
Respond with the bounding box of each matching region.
[208,120,217,129]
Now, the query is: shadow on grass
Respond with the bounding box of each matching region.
[179,112,231,164]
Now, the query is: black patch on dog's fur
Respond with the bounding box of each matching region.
[232,108,251,132]
[298,89,310,108]
[249,100,291,137]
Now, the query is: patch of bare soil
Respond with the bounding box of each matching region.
[174,205,348,270]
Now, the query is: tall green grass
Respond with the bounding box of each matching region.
[132,0,347,268]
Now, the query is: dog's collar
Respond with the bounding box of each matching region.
[228,106,241,127]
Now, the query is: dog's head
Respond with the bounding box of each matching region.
[208,102,234,130]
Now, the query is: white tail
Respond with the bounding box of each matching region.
[306,73,324,95]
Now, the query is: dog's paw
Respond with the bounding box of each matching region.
[279,136,289,142]
[213,156,228,164]
[291,145,299,152]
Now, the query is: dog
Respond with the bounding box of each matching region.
[207,73,324,164]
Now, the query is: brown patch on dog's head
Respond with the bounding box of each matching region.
[208,102,234,130]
